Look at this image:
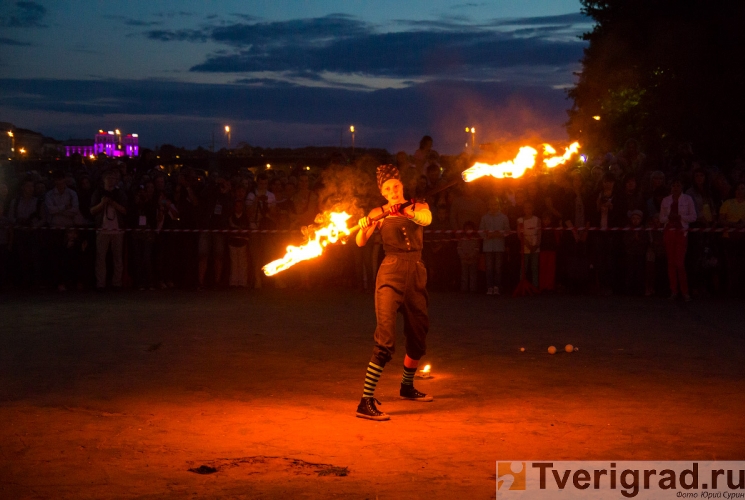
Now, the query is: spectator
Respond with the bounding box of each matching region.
[129,185,157,290]
[90,169,128,290]
[154,175,179,289]
[590,173,623,295]
[618,174,644,216]
[623,210,648,295]
[539,211,559,292]
[246,173,276,288]
[228,199,250,287]
[8,177,44,287]
[46,170,81,291]
[424,204,456,290]
[563,171,591,290]
[0,202,9,289]
[659,178,697,301]
[719,181,745,295]
[479,197,509,295]
[457,220,479,293]
[450,183,485,232]
[292,172,318,228]
[197,175,232,289]
[686,167,715,296]
[413,135,434,174]
[518,201,541,289]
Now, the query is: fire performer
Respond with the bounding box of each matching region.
[354,164,433,421]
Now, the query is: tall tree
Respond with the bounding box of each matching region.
[567,0,745,165]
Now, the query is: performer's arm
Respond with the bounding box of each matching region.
[356,207,383,247]
[404,200,432,226]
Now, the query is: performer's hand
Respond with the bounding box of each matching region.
[389,203,412,218]
[358,216,372,229]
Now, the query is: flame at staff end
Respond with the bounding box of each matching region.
[262,211,352,276]
[543,141,580,168]
[461,146,538,182]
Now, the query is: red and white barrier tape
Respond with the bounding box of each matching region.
[6,226,745,235]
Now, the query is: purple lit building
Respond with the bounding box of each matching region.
[65,130,139,157]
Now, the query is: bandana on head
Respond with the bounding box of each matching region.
[376,164,400,191]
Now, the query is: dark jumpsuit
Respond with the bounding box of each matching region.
[370,214,429,367]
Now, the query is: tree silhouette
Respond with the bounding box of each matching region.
[567,0,745,166]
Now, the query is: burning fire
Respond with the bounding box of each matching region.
[262,211,352,276]
[461,142,581,182]
[543,142,580,168]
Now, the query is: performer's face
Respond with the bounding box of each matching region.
[381,179,404,204]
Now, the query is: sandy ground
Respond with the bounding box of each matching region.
[0,289,744,499]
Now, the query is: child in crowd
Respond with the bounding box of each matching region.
[518,201,541,288]
[479,197,509,295]
[623,210,648,295]
[457,220,480,292]
[539,211,559,291]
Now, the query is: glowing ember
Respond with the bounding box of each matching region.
[262,211,352,276]
[543,141,581,168]
[421,364,431,374]
[461,146,538,182]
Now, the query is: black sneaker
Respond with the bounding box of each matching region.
[400,384,434,402]
[355,397,390,421]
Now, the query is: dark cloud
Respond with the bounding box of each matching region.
[495,13,590,26]
[450,2,487,8]
[0,1,47,28]
[146,28,209,42]
[144,14,584,79]
[0,77,570,151]
[0,36,31,46]
[105,15,162,27]
[190,30,583,77]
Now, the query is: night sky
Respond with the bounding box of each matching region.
[0,0,589,153]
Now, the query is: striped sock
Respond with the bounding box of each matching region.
[402,365,417,386]
[363,362,384,398]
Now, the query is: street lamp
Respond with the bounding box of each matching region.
[350,125,355,156]
[7,131,14,158]
[465,127,475,149]
[225,125,231,149]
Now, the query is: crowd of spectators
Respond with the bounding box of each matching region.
[1,137,744,300]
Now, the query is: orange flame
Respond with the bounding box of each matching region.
[461,142,581,182]
[262,211,352,276]
[543,141,580,168]
[462,146,538,182]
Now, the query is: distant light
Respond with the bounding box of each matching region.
[89,154,96,160]
[593,116,601,121]
[7,131,13,137]
[465,127,469,133]
[305,166,310,170]
[350,125,355,133]
[266,163,271,169]
[580,154,587,163]
[98,129,104,134]
[108,131,114,135]
[224,125,230,133]
[19,148,26,154]
[115,129,121,135]
[471,127,475,133]
[132,134,138,138]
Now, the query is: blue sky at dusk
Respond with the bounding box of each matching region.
[0,0,590,153]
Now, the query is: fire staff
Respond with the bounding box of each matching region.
[354,164,434,421]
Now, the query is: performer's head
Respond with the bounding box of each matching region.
[377,164,404,204]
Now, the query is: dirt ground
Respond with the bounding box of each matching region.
[0,289,744,499]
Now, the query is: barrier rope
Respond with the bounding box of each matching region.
[6,226,744,235]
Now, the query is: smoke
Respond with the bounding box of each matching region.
[314,155,383,222]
